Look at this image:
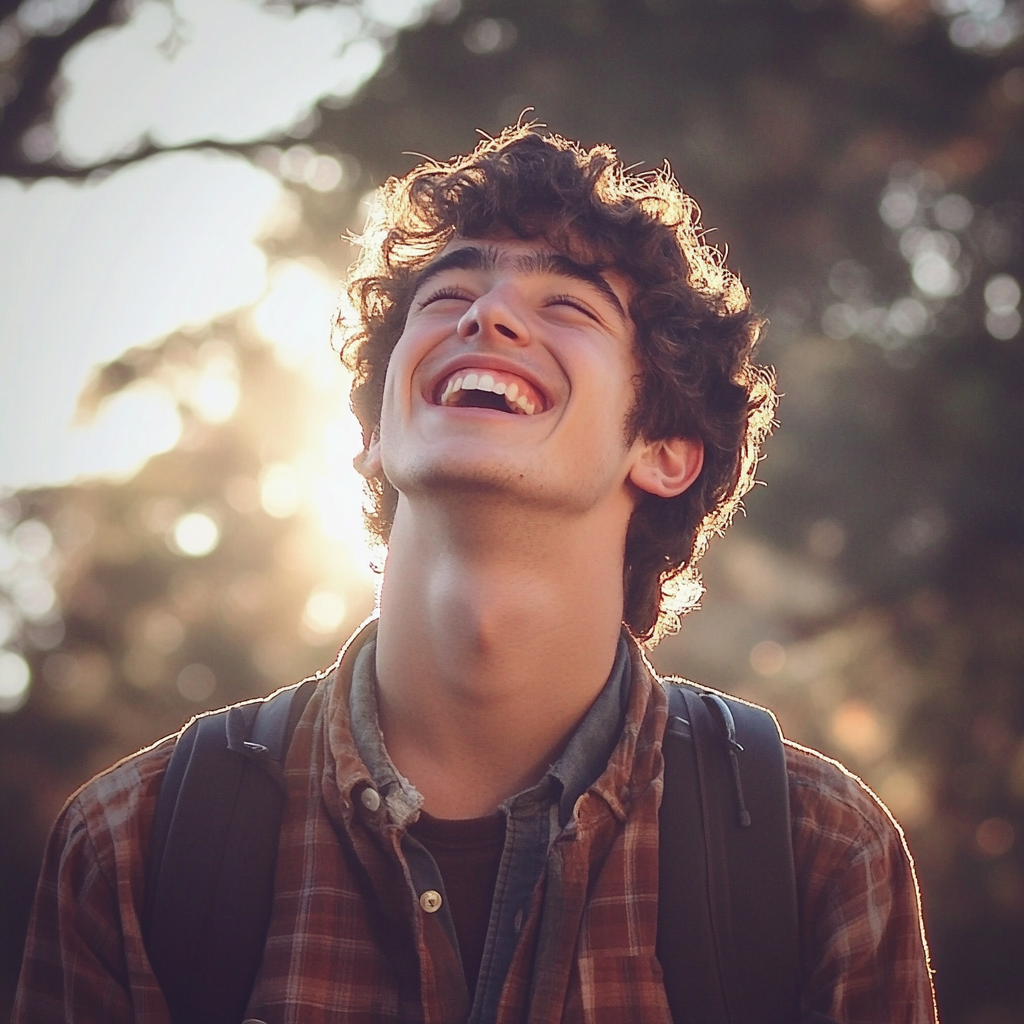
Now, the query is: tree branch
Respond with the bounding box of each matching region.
[0,135,276,180]
[0,1,25,23]
[0,0,121,169]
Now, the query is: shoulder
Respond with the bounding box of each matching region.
[71,733,177,814]
[57,733,177,874]
[782,747,936,1020]
[782,740,926,966]
[20,733,180,995]
[783,740,907,858]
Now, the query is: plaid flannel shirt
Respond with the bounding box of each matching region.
[14,624,938,1023]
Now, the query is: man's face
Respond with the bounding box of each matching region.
[371,236,654,520]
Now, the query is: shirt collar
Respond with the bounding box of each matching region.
[546,632,631,825]
[349,637,425,828]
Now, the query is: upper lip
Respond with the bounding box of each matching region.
[426,355,552,412]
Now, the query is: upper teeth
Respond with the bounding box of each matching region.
[440,371,537,415]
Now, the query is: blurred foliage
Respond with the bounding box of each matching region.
[2,0,1024,1020]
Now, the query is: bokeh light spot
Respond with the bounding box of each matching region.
[976,817,1015,857]
[303,589,347,636]
[891,506,947,556]
[986,308,1022,340]
[878,184,917,229]
[25,617,65,651]
[188,345,241,423]
[279,144,315,183]
[830,700,891,761]
[11,519,54,560]
[170,512,220,557]
[463,16,517,54]
[984,274,1021,314]
[141,608,185,653]
[305,154,343,192]
[12,576,57,620]
[828,259,872,300]
[252,259,339,379]
[911,251,959,297]
[888,297,928,337]
[0,650,30,713]
[190,371,240,423]
[821,303,859,341]
[878,768,932,828]
[807,518,846,560]
[177,662,216,702]
[750,640,786,676]
[261,463,302,519]
[933,193,973,232]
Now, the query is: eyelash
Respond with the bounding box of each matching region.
[548,294,598,320]
[419,285,472,307]
[418,286,599,321]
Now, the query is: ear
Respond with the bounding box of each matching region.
[352,429,382,479]
[628,436,704,498]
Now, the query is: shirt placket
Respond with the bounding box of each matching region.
[341,628,635,1024]
[401,826,472,1021]
[346,781,471,1024]
[470,783,559,1024]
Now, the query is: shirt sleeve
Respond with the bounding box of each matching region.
[786,742,939,1024]
[12,741,175,1024]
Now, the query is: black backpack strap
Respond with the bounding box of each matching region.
[657,683,801,1024]
[143,677,318,1024]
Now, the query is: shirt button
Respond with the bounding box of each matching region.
[360,787,381,812]
[419,889,443,913]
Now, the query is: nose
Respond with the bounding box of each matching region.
[457,286,527,345]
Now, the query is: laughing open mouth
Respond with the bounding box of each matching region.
[437,368,544,416]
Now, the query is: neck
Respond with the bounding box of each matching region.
[373,492,630,818]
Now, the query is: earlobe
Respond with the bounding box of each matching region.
[628,437,704,498]
[353,430,382,479]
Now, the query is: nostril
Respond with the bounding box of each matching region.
[495,323,517,339]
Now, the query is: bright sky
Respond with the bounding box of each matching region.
[0,152,279,487]
[0,0,441,492]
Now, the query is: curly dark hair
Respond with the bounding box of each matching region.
[339,124,776,645]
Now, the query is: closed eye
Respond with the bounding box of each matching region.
[546,294,600,322]
[418,285,474,309]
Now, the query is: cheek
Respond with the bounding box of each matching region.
[590,354,638,414]
[376,363,406,444]
[382,334,420,402]
[388,322,448,394]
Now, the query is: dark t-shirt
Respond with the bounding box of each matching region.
[408,809,506,999]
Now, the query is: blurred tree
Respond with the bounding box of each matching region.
[1,0,1023,1020]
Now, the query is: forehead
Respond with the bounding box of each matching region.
[416,237,633,320]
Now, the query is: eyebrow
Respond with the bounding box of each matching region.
[412,244,628,322]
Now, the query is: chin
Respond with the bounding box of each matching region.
[391,466,617,521]
[390,459,532,500]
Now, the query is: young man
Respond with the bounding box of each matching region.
[14,127,938,1023]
